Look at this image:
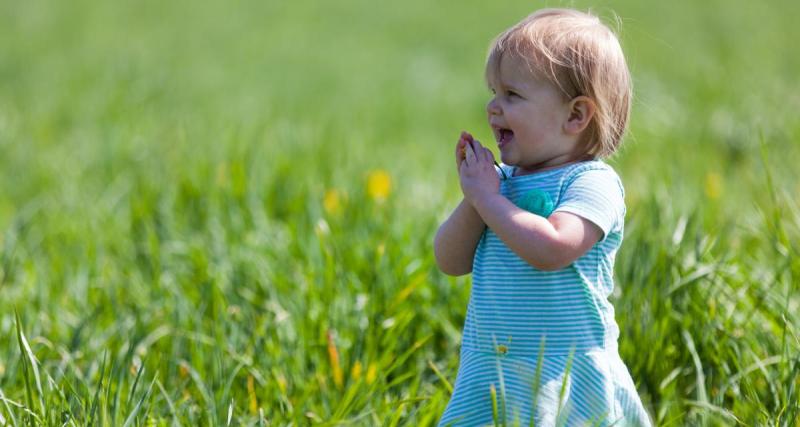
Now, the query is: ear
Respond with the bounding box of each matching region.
[563,96,596,135]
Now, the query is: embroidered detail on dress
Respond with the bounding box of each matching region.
[517,189,555,217]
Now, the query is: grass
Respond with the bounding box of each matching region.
[1,0,799,425]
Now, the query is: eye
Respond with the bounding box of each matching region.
[507,90,520,98]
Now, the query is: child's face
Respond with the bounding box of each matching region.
[486,55,582,174]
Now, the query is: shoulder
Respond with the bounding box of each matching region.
[564,160,622,180]
[560,160,625,198]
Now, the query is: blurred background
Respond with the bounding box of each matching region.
[1,0,799,425]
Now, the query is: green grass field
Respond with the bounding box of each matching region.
[1,0,799,425]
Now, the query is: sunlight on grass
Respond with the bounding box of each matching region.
[0,0,799,424]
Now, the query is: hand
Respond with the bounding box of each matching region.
[458,136,500,206]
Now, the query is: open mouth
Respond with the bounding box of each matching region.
[496,128,514,147]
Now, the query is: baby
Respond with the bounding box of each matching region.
[434,8,651,426]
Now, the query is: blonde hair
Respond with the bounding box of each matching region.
[486,8,632,158]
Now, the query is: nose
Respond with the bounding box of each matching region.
[486,97,501,116]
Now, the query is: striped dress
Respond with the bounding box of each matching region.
[439,161,651,427]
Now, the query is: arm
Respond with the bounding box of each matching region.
[433,198,486,276]
[458,140,602,271]
[471,195,602,271]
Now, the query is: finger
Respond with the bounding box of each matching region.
[475,144,488,163]
[463,132,475,162]
[456,132,472,165]
[456,138,467,163]
[458,159,470,180]
[469,139,487,163]
[464,139,476,166]
[484,147,495,163]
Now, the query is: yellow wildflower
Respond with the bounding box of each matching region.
[377,242,385,258]
[367,169,392,201]
[247,374,258,415]
[276,372,288,395]
[351,360,363,381]
[704,172,722,200]
[327,329,343,389]
[366,362,378,385]
[323,189,342,215]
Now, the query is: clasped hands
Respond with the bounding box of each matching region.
[455,131,501,207]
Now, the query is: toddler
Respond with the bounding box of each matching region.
[434,8,651,426]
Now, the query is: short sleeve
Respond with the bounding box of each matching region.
[553,168,625,240]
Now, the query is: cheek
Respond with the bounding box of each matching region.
[509,104,535,124]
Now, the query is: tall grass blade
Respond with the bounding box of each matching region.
[682,330,708,405]
[529,338,546,427]
[494,356,507,427]
[110,356,126,426]
[121,374,157,427]
[555,348,575,427]
[14,310,43,424]
[427,360,453,395]
[0,386,18,427]
[125,359,146,414]
[155,379,181,427]
[87,351,108,426]
[490,384,499,427]
[0,395,40,425]
[383,335,432,377]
